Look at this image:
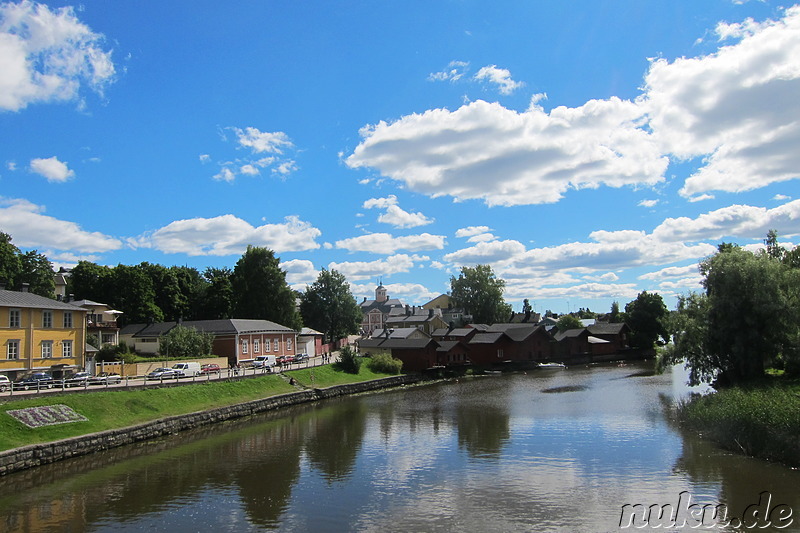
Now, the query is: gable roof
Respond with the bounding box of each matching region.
[0,289,87,312]
[129,319,296,338]
[587,322,629,335]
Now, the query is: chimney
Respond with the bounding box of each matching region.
[21,283,30,292]
[428,308,434,318]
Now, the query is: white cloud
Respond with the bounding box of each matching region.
[199,154,211,163]
[639,265,699,281]
[213,167,236,182]
[363,195,398,209]
[642,6,800,197]
[29,156,73,182]
[239,164,259,176]
[362,195,434,228]
[474,64,524,94]
[335,232,446,254]
[281,259,318,289]
[444,239,527,264]
[210,127,296,182]
[329,254,417,280]
[135,214,321,256]
[7,161,16,171]
[0,0,115,111]
[455,226,491,238]
[638,199,659,208]
[428,60,469,82]
[467,233,497,243]
[347,98,667,207]
[0,197,121,252]
[234,126,292,154]
[351,281,439,305]
[774,194,791,201]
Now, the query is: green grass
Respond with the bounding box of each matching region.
[677,377,800,466]
[286,362,403,388]
[0,375,295,452]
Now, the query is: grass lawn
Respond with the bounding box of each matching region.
[677,376,800,466]
[0,375,295,452]
[284,362,402,388]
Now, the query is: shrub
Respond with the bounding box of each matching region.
[367,352,403,374]
[337,346,362,374]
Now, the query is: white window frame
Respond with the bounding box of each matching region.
[264,339,271,352]
[42,310,52,328]
[253,339,260,353]
[63,312,73,328]
[62,340,73,359]
[9,309,20,328]
[7,340,19,360]
[41,340,53,359]
[287,339,292,351]
[241,339,248,354]
[273,339,280,352]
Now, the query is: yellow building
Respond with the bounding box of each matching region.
[0,288,87,380]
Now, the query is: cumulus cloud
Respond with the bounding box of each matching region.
[455,226,491,238]
[0,197,121,252]
[347,98,667,207]
[281,259,318,289]
[428,60,469,82]
[0,0,115,111]
[351,281,439,304]
[643,6,800,198]
[134,214,321,256]
[335,232,446,254]
[329,254,417,280]
[362,195,434,228]
[638,199,659,208]
[474,65,524,94]
[210,126,296,182]
[29,156,73,182]
[638,265,699,281]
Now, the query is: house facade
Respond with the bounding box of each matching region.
[71,299,122,347]
[359,284,404,335]
[0,288,87,379]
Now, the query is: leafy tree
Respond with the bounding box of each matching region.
[609,301,622,323]
[201,267,233,319]
[300,268,361,344]
[367,352,403,374]
[159,325,215,359]
[556,314,583,332]
[231,246,301,330]
[337,345,362,374]
[450,264,512,324]
[18,249,55,297]
[69,260,114,304]
[0,232,22,289]
[625,291,669,349]
[112,264,163,325]
[522,299,532,315]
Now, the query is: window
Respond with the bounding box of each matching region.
[42,310,52,328]
[241,339,249,354]
[274,339,280,352]
[41,341,53,359]
[63,312,73,328]
[62,340,72,359]
[7,340,19,360]
[253,339,260,353]
[287,339,292,351]
[264,339,271,352]
[9,309,20,328]
[497,349,504,359]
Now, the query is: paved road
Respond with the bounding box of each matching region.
[0,353,338,399]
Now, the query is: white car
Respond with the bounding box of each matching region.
[0,375,10,392]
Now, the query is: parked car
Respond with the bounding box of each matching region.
[276,355,295,365]
[252,355,276,369]
[0,375,10,392]
[65,371,92,387]
[15,372,54,390]
[294,353,310,363]
[172,362,201,377]
[146,368,180,380]
[199,363,221,374]
[89,372,122,385]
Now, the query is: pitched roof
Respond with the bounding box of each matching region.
[129,319,296,338]
[431,327,475,338]
[587,322,629,335]
[0,289,87,311]
[436,340,466,352]
[469,331,506,344]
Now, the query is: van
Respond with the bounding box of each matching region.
[172,362,202,377]
[253,355,276,370]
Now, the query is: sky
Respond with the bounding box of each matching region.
[1,0,800,316]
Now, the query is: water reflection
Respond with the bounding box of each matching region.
[0,362,798,532]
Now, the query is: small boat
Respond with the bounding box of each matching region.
[537,362,566,369]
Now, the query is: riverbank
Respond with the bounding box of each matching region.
[0,365,420,475]
[676,376,800,467]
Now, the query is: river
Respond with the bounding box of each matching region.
[0,362,797,532]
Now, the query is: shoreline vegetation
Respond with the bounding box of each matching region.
[0,363,401,453]
[675,375,800,468]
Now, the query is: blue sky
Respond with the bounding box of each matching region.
[2,0,799,315]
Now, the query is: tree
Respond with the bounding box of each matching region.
[300,268,361,344]
[450,265,512,324]
[69,260,114,304]
[337,345,362,374]
[231,246,301,329]
[200,267,234,319]
[159,325,214,358]
[625,291,669,350]
[0,232,22,289]
[17,250,54,297]
[556,314,583,332]
[112,264,163,325]
[665,235,800,385]
[609,301,622,323]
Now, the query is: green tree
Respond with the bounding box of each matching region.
[112,264,163,325]
[158,325,214,358]
[201,267,233,319]
[231,246,301,329]
[337,345,362,374]
[556,314,583,332]
[609,301,622,323]
[68,260,114,304]
[300,268,361,344]
[17,250,54,297]
[450,264,512,324]
[625,291,669,350]
[0,232,22,289]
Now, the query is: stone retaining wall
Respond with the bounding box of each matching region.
[0,373,424,476]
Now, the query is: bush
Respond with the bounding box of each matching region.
[367,352,403,374]
[337,346,362,374]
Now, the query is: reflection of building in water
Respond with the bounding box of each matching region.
[3,493,90,533]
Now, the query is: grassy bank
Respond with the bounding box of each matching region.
[677,377,800,467]
[285,362,401,388]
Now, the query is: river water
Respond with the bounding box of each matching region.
[0,362,798,532]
